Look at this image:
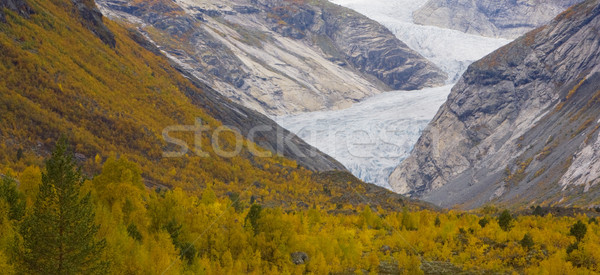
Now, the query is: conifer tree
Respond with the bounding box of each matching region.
[570,220,587,243]
[20,137,107,274]
[498,210,513,231]
[245,204,262,235]
[520,233,534,250]
[0,175,25,221]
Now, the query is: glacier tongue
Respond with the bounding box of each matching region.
[277,0,512,188]
[276,85,453,189]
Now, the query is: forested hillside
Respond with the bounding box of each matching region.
[2,143,600,273]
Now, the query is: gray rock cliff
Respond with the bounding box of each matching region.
[391,0,600,209]
[0,0,33,22]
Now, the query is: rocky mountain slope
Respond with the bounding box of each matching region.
[413,0,582,39]
[130,32,345,171]
[0,0,439,212]
[96,0,446,115]
[0,0,343,175]
[390,0,600,209]
[1,0,34,22]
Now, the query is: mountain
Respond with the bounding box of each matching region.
[329,0,511,82]
[5,0,600,274]
[390,0,600,209]
[413,0,582,39]
[96,0,446,115]
[0,0,436,212]
[1,0,342,172]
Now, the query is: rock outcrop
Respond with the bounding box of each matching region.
[290,251,309,265]
[318,2,446,90]
[97,0,446,115]
[72,0,116,47]
[391,0,600,208]
[413,0,582,39]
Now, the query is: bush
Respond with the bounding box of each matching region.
[479,217,490,228]
[532,205,545,216]
[520,233,534,250]
[566,242,579,254]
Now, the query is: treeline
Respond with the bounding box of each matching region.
[0,139,599,274]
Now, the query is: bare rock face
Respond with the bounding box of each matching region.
[413,0,582,39]
[97,0,446,115]
[391,0,600,209]
[0,0,33,22]
[72,0,116,47]
[318,2,447,90]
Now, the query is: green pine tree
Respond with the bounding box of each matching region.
[20,137,108,274]
[569,220,587,242]
[0,175,25,221]
[520,233,534,250]
[434,216,441,227]
[245,204,262,235]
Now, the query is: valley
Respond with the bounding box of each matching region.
[1,0,600,273]
[279,0,510,189]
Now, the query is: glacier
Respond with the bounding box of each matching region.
[276,0,512,189]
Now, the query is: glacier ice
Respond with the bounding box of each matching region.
[277,0,512,188]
